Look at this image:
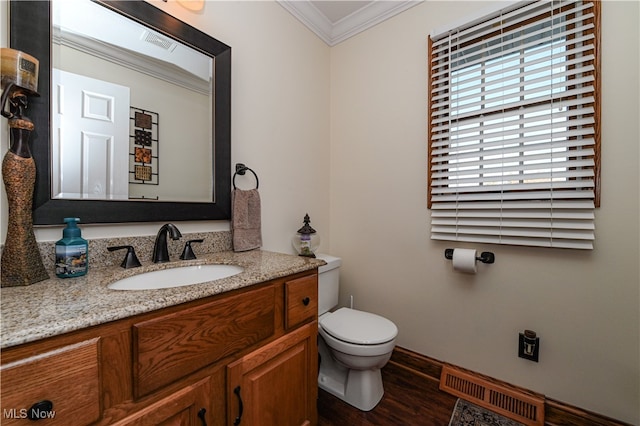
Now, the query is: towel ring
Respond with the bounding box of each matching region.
[233,163,259,189]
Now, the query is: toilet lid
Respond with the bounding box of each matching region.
[320,308,398,345]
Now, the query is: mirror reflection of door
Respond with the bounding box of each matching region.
[52,69,130,200]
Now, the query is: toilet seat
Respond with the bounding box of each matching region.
[320,307,398,345]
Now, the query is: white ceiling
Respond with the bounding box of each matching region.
[277,0,423,46]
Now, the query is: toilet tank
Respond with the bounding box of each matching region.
[315,254,341,315]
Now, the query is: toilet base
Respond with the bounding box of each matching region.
[318,338,385,411]
[319,366,385,412]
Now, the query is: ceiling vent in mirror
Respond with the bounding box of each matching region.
[141,31,177,52]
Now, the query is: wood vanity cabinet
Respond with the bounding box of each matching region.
[0,270,319,426]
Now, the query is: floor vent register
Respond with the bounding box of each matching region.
[439,364,545,426]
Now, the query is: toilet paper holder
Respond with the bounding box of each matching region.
[444,248,495,264]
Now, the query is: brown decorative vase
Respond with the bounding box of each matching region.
[1,48,49,286]
[1,123,49,287]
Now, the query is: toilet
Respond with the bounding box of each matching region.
[316,254,398,411]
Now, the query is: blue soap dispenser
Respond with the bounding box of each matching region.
[55,217,88,278]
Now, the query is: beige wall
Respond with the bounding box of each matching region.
[1,0,638,423]
[329,1,639,424]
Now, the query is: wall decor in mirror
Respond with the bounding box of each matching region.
[9,0,231,224]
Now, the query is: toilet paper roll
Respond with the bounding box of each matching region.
[452,248,477,274]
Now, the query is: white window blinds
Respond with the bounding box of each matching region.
[428,0,600,250]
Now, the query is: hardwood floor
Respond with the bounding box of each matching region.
[317,361,458,426]
[317,352,633,426]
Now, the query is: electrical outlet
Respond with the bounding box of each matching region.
[518,330,539,362]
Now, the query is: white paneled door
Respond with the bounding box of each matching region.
[52,69,130,200]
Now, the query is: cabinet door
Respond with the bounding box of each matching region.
[111,377,210,426]
[227,322,318,426]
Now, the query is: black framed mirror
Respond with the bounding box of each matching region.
[9,0,231,224]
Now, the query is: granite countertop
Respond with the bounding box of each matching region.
[0,250,324,349]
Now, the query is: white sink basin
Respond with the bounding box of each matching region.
[107,264,244,290]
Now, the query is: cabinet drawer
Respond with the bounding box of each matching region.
[285,274,318,329]
[0,338,101,426]
[133,284,276,398]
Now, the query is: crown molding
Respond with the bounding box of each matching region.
[278,1,423,46]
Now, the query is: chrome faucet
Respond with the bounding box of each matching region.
[152,223,182,263]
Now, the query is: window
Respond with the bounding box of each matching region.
[428,0,600,249]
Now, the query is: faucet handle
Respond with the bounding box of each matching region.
[108,245,142,269]
[180,239,204,260]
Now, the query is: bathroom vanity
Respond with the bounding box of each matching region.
[0,250,321,426]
